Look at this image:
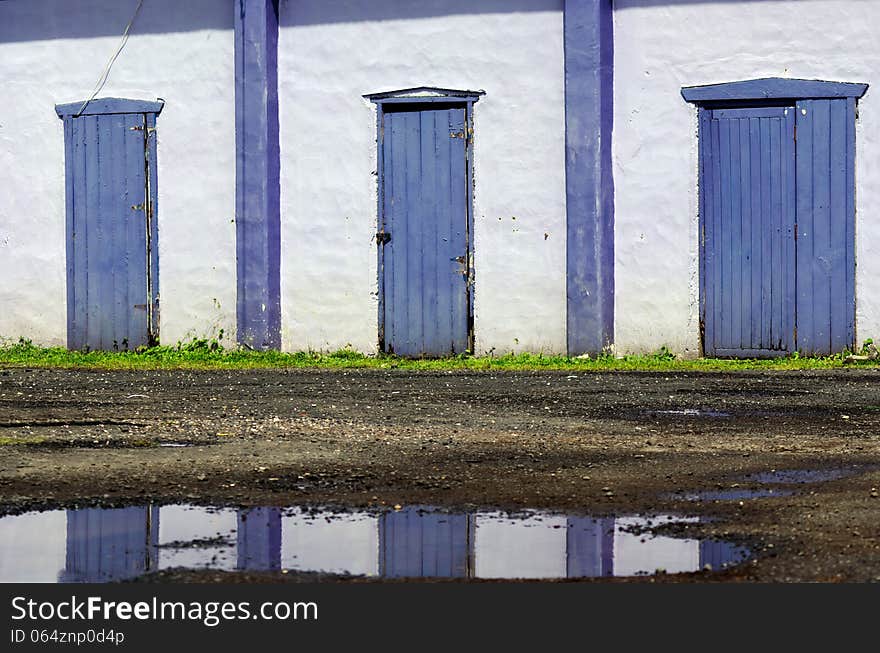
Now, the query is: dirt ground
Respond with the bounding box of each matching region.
[0,366,878,582]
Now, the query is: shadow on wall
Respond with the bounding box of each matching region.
[0,0,233,43]
[616,0,874,7]
[279,0,563,26]
[1,0,838,44]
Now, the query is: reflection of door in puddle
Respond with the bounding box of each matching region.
[379,507,471,578]
[60,506,158,582]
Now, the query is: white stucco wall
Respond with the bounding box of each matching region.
[278,0,567,354]
[0,0,235,347]
[613,0,880,355]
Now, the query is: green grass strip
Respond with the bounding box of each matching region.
[0,338,877,372]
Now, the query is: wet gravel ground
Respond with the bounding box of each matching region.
[0,367,879,582]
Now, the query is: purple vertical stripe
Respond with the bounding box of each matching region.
[235,0,281,349]
[564,0,614,355]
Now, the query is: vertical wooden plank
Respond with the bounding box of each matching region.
[390,112,409,355]
[768,116,783,349]
[718,118,733,349]
[64,116,88,349]
[710,117,723,353]
[420,111,439,354]
[77,117,92,350]
[126,113,149,349]
[84,115,102,350]
[448,107,469,354]
[796,100,814,353]
[698,110,713,354]
[782,107,797,353]
[845,98,856,348]
[811,100,832,355]
[63,118,77,349]
[728,119,743,349]
[759,117,772,350]
[749,117,762,349]
[828,99,849,353]
[107,113,124,351]
[403,111,422,355]
[146,112,160,346]
[435,110,454,355]
[97,115,118,351]
[381,111,394,352]
[738,118,752,349]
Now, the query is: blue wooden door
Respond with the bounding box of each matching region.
[380,106,470,356]
[700,107,796,357]
[61,109,158,351]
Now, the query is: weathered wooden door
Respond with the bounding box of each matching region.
[56,99,161,351]
[379,105,470,356]
[700,106,797,357]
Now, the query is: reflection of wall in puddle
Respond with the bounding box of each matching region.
[0,506,744,582]
[157,505,237,572]
[283,511,378,576]
[0,511,66,583]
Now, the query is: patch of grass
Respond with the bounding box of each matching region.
[0,337,877,372]
[0,435,47,446]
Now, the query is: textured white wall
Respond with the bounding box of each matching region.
[614,0,880,355]
[0,0,235,347]
[278,0,566,354]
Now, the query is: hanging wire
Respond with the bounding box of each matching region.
[73,0,145,117]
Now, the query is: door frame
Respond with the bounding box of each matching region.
[365,88,483,354]
[683,78,867,357]
[55,98,163,349]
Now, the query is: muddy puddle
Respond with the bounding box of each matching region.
[645,409,731,418]
[0,505,750,582]
[742,466,875,484]
[673,488,795,502]
[670,465,876,502]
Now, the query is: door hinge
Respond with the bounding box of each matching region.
[130,125,156,134]
[131,203,146,212]
[376,231,391,245]
[450,131,465,139]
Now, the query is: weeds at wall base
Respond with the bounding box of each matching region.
[0,338,877,372]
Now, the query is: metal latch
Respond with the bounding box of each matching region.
[376,231,391,245]
[131,203,145,211]
[450,131,465,139]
